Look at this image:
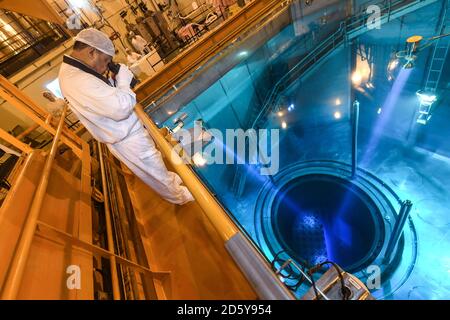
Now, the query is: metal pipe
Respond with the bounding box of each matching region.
[135,104,238,242]
[114,169,159,299]
[225,232,295,300]
[351,100,360,178]
[45,114,53,126]
[15,124,40,141]
[0,104,68,299]
[383,200,413,263]
[35,220,170,278]
[0,127,33,154]
[97,142,122,300]
[106,161,140,299]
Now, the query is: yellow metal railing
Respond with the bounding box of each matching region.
[0,73,173,300]
[0,75,83,158]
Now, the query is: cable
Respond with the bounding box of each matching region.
[270,252,351,300]
[271,251,310,292]
[307,264,322,300]
[308,261,350,300]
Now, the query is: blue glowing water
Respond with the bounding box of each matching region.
[154,0,450,299]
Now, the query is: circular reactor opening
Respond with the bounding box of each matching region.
[272,174,383,272]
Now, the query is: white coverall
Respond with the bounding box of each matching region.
[131,35,148,55]
[58,58,194,205]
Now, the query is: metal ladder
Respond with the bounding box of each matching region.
[424,0,450,93]
[251,0,440,130]
[417,0,450,124]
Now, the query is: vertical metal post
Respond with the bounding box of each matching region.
[351,100,360,178]
[383,200,413,263]
[387,0,392,23]
[98,142,122,300]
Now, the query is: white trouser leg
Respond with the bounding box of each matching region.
[107,129,194,205]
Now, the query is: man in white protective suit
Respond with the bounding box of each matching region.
[130,32,149,55]
[58,28,194,205]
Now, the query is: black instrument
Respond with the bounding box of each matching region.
[108,62,139,89]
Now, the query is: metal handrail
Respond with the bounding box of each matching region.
[251,23,346,129]
[0,75,84,158]
[1,103,68,299]
[251,0,429,129]
[137,0,293,106]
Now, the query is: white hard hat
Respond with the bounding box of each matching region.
[74,28,116,57]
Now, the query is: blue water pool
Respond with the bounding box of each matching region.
[147,0,450,300]
[273,174,382,271]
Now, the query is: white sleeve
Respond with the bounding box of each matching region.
[69,76,137,121]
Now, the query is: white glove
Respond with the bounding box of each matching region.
[116,63,134,90]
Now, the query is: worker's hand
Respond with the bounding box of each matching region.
[116,64,134,90]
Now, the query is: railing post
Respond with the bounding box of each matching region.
[388,0,392,23]
[97,142,122,300]
[383,200,413,263]
[351,100,360,178]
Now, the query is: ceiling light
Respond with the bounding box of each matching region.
[334,111,342,119]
